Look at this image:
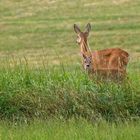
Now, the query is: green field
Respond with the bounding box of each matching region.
[0,119,140,140]
[0,0,140,139]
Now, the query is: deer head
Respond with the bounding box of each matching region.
[82,53,93,71]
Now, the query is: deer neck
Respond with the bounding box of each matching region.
[80,40,92,56]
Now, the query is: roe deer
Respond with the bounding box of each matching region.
[74,23,129,80]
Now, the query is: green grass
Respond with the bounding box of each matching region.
[0,0,140,67]
[0,0,140,53]
[0,64,139,121]
[0,118,140,140]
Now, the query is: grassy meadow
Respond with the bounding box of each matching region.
[0,0,140,139]
[1,119,140,140]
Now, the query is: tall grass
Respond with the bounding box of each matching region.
[0,61,139,122]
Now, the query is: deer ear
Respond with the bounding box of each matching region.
[84,23,91,36]
[74,24,81,34]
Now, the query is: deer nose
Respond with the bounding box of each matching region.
[86,64,90,67]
